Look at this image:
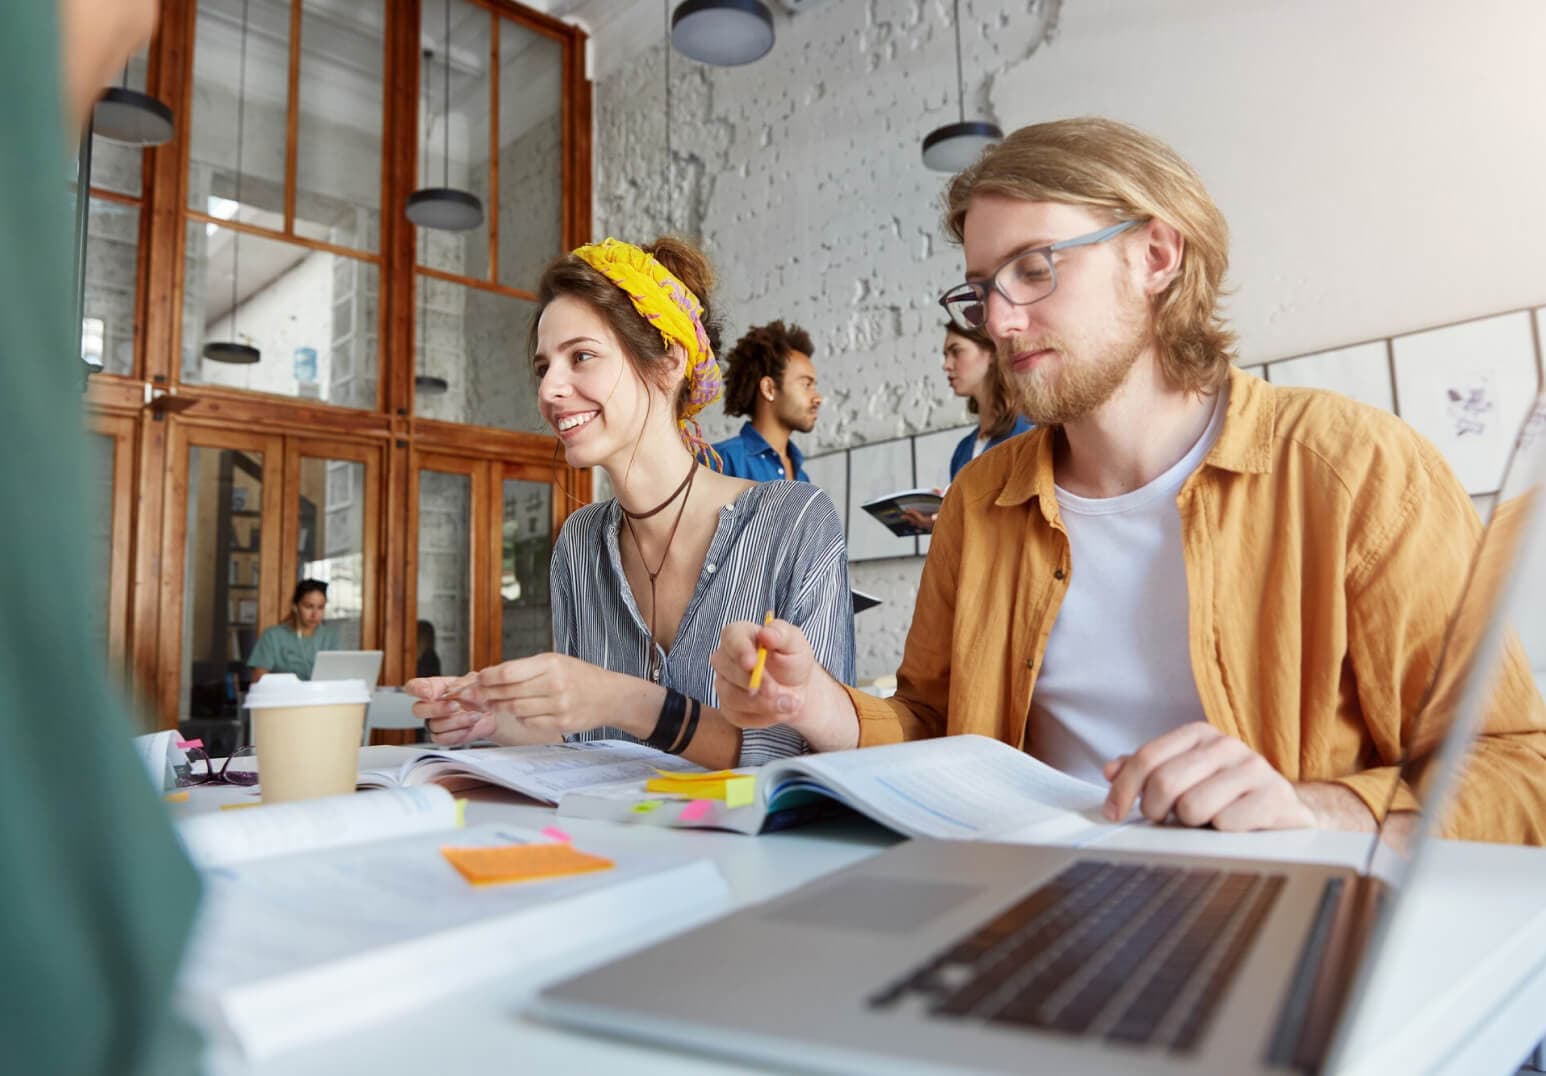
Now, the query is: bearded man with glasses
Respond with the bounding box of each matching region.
[712,116,1546,844]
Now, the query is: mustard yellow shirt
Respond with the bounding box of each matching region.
[846,366,1546,844]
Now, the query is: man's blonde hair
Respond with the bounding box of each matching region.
[945,117,1235,392]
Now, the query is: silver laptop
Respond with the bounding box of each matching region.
[533,395,1546,1076]
[310,649,383,693]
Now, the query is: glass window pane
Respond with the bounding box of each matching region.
[181,222,378,409]
[181,446,265,738]
[297,456,366,649]
[495,23,563,291]
[84,198,140,376]
[416,0,490,276]
[501,479,552,661]
[412,273,541,433]
[186,0,290,228]
[418,470,471,678]
[295,1,383,249]
[88,51,153,197]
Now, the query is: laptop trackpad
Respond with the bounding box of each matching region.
[764,877,981,933]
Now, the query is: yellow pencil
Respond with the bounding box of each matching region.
[747,610,774,693]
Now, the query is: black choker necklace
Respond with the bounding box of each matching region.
[621,460,699,680]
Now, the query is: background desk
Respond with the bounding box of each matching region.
[189,787,1546,1076]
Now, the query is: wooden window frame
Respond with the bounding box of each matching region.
[81,0,592,729]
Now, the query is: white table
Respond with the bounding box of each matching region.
[190,788,1546,1076]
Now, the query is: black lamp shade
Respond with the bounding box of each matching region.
[415,374,449,395]
[93,87,175,146]
[406,187,485,232]
[202,340,261,365]
[670,0,775,67]
[921,120,1003,173]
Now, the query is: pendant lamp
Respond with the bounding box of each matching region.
[670,0,775,67]
[93,63,174,147]
[203,0,260,364]
[921,0,1003,172]
[414,48,449,396]
[406,2,484,232]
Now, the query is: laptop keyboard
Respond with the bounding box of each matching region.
[869,860,1285,1052]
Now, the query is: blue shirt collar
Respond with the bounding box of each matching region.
[737,421,804,468]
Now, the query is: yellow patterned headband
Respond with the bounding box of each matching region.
[571,237,724,469]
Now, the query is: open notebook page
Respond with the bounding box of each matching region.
[770,734,1117,843]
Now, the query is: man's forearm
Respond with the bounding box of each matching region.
[1296,780,1417,835]
[794,668,861,752]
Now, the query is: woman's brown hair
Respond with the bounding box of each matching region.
[945,323,1018,440]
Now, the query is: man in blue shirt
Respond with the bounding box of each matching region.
[713,320,822,481]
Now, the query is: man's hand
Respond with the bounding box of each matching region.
[1103,722,1318,831]
[710,618,817,730]
[709,618,863,751]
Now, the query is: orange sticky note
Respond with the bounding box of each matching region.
[440,842,614,887]
[162,790,190,803]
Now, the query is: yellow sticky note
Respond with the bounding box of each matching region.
[219,800,262,811]
[645,774,757,808]
[455,798,468,827]
[162,790,190,803]
[440,842,614,887]
[652,769,740,783]
[632,800,665,813]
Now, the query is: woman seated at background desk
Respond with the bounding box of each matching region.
[901,322,1032,532]
[406,236,855,769]
[247,579,337,683]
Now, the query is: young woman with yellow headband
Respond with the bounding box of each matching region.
[406,236,855,767]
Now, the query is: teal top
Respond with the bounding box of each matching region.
[0,7,200,1073]
[248,622,340,679]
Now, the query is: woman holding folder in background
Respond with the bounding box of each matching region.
[902,323,1033,532]
[407,236,855,768]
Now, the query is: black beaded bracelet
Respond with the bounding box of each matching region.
[644,687,688,753]
[667,696,702,756]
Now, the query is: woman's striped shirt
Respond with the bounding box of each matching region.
[553,480,855,766]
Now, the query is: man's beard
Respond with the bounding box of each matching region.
[999,294,1149,427]
[777,398,818,434]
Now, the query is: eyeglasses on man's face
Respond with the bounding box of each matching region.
[938,219,1147,332]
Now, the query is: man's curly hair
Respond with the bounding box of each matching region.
[722,320,815,419]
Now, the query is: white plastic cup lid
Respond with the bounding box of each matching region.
[245,673,371,709]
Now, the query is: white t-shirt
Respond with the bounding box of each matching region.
[1028,387,1230,783]
[972,434,991,460]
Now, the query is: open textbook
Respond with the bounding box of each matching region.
[860,487,943,537]
[355,738,705,801]
[174,785,726,1059]
[557,734,1125,845]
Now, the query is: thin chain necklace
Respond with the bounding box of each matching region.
[620,459,698,680]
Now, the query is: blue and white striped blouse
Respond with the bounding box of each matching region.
[553,480,855,766]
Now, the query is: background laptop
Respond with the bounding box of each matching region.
[533,395,1546,1076]
[310,649,383,693]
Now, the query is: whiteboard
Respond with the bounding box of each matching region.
[801,451,849,540]
[1391,312,1540,494]
[1268,341,1395,413]
[846,439,918,562]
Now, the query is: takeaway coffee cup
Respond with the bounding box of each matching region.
[244,674,371,804]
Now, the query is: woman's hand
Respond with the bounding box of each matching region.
[403,675,505,746]
[411,654,634,744]
[899,507,937,532]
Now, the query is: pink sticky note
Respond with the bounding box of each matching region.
[679,799,712,823]
[539,825,572,843]
[176,738,204,750]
